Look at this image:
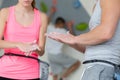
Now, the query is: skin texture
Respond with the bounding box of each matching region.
[0,0,48,56]
[46,0,120,53]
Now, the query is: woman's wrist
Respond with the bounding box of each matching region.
[35,46,45,56]
[14,42,21,48]
[35,50,44,56]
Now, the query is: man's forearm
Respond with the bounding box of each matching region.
[74,25,113,46]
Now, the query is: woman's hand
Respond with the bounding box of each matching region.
[30,43,44,56]
[16,42,34,56]
[35,47,44,56]
[27,41,44,56]
[16,41,41,56]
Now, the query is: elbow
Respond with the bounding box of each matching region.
[100,33,113,41]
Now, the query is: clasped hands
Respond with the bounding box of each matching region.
[16,40,43,56]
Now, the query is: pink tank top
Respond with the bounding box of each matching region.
[0,6,41,79]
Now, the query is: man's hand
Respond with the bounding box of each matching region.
[66,21,74,29]
[66,21,74,34]
[46,32,76,46]
[50,6,56,14]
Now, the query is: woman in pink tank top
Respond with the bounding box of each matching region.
[0,0,48,80]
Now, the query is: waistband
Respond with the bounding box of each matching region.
[0,53,49,66]
[83,59,120,67]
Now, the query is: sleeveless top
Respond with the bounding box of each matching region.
[0,6,41,79]
[85,0,120,64]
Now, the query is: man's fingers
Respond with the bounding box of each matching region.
[46,32,68,43]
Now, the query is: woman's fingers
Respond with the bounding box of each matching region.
[35,45,41,51]
[17,42,42,56]
[27,40,37,45]
[24,43,41,56]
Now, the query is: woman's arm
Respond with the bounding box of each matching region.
[0,8,36,53]
[37,12,48,56]
[0,8,18,48]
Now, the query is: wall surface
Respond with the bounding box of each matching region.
[0,0,90,35]
[36,0,90,35]
[80,0,97,16]
[0,0,17,9]
[0,0,2,7]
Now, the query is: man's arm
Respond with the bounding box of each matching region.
[74,0,120,46]
[46,0,120,53]
[66,20,86,52]
[48,6,56,24]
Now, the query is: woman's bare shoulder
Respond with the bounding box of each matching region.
[40,12,48,19]
[0,7,9,20]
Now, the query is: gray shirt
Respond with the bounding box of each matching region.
[46,23,66,55]
[85,0,120,64]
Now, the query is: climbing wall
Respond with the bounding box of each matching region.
[0,0,94,35]
[36,0,90,35]
[80,0,97,16]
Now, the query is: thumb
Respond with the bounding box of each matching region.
[36,46,41,51]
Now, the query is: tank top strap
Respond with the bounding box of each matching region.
[34,8,42,28]
[97,0,100,6]
[7,6,14,23]
[32,8,42,41]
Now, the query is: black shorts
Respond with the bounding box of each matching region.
[0,77,40,80]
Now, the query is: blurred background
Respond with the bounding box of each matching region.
[0,0,96,80]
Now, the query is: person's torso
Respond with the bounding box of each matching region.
[0,6,41,79]
[46,23,66,55]
[4,6,41,56]
[85,0,120,64]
